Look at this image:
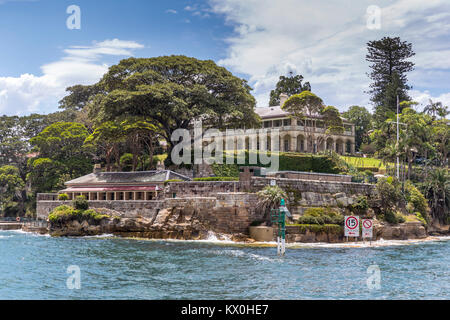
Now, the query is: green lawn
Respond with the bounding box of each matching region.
[340,155,387,170]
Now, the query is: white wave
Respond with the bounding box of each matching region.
[286,236,450,249]
[8,229,50,237]
[81,233,115,239]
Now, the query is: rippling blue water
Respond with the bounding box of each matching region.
[0,230,449,299]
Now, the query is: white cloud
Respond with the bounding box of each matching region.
[410,90,450,112]
[209,0,450,111]
[166,9,177,14]
[0,39,144,115]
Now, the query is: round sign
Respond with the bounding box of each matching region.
[345,216,359,230]
[363,220,372,229]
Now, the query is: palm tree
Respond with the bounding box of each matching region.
[422,168,450,224]
[437,105,449,120]
[256,185,288,222]
[424,99,442,120]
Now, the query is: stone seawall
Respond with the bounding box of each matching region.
[46,193,264,238]
[37,200,164,220]
[158,193,262,234]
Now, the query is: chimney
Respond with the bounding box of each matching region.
[279,93,289,107]
[93,164,102,174]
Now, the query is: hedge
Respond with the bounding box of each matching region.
[208,150,341,174]
[193,176,239,181]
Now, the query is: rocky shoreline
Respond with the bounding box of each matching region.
[43,206,445,243]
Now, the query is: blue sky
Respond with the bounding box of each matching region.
[1,0,449,115]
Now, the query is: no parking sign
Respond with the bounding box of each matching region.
[344,216,359,237]
[362,219,373,239]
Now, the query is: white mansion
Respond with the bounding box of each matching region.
[203,94,356,155]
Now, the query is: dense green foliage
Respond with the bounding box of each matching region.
[210,163,240,177]
[342,106,373,150]
[58,193,69,201]
[61,55,260,166]
[27,122,93,193]
[419,168,450,224]
[48,205,109,224]
[217,150,342,174]
[256,185,288,221]
[351,196,369,215]
[269,72,311,106]
[72,195,89,211]
[297,207,344,225]
[366,36,415,119]
[0,165,25,215]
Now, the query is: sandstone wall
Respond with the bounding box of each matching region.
[167,181,241,197]
[250,177,375,195]
[162,193,262,234]
[267,171,352,182]
[37,200,164,220]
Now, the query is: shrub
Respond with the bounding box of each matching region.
[211,163,239,177]
[222,150,343,174]
[73,195,89,211]
[193,176,239,181]
[383,210,406,224]
[396,212,406,223]
[48,205,77,223]
[415,212,427,226]
[119,153,133,172]
[376,177,403,214]
[81,209,109,222]
[383,210,397,224]
[405,182,429,222]
[48,205,109,223]
[297,207,344,226]
[164,179,182,185]
[58,193,69,201]
[352,195,369,214]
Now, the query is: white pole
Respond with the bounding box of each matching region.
[396,94,400,180]
[277,236,280,255]
[281,238,285,255]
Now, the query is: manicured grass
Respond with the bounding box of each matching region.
[340,155,387,169]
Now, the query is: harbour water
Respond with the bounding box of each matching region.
[1,230,449,299]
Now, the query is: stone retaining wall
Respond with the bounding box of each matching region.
[167,181,241,197]
[250,177,375,196]
[37,200,165,220]
[267,171,352,182]
[162,193,263,234]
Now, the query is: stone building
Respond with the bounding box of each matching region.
[203,93,356,155]
[57,168,191,201]
[255,94,356,154]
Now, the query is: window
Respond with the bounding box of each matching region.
[264,121,271,128]
[273,120,281,127]
[283,119,291,126]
